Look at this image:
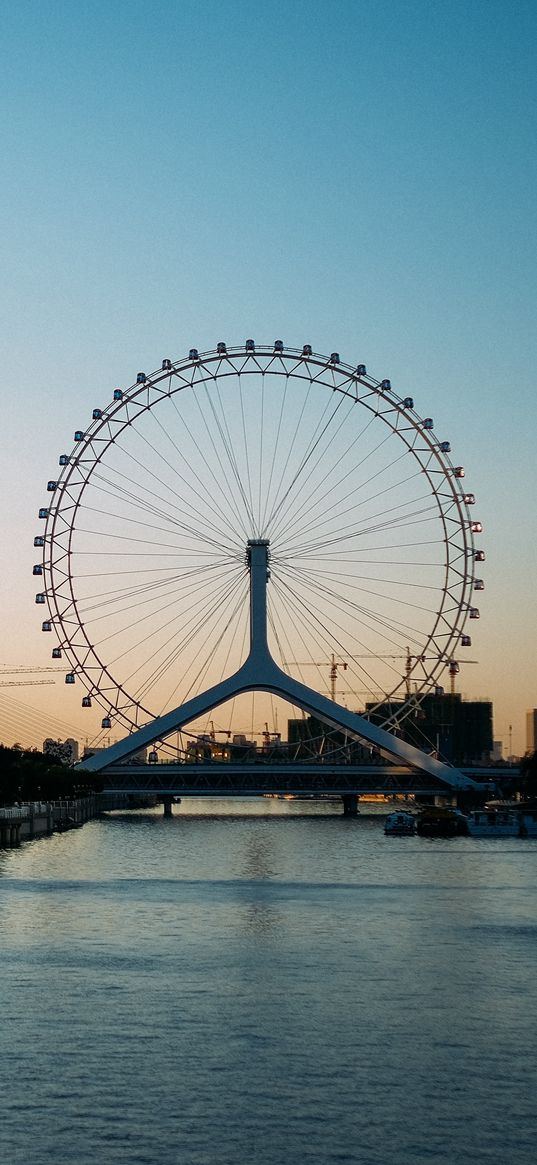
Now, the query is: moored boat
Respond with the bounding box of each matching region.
[466,808,520,837]
[384,811,416,836]
[416,806,468,837]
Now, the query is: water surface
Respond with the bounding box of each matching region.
[1,801,536,1164]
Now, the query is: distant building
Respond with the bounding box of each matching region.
[287,696,493,767]
[526,710,537,753]
[43,737,79,765]
[492,740,503,762]
[365,693,493,766]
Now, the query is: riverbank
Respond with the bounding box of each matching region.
[0,796,98,847]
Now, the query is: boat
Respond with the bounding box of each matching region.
[384,810,416,836]
[466,808,520,837]
[464,800,537,838]
[416,806,468,837]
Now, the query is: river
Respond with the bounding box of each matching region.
[1,800,535,1164]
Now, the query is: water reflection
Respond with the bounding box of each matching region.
[1,813,536,1165]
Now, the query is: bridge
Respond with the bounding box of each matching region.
[95,761,515,812]
[80,540,489,805]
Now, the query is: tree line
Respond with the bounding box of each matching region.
[0,744,101,805]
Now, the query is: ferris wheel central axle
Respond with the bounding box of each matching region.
[247,539,271,663]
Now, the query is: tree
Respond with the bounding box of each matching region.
[0,746,100,805]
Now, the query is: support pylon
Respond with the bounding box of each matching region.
[79,540,477,791]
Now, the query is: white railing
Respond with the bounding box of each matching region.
[0,802,51,819]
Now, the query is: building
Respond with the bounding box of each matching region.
[43,737,80,765]
[288,695,493,767]
[526,710,537,753]
[365,694,493,766]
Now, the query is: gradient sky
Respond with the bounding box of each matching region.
[1,0,536,755]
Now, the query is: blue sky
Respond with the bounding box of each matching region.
[1,0,536,754]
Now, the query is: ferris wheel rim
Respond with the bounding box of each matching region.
[37,343,479,738]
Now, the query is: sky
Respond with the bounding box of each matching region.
[0,0,536,756]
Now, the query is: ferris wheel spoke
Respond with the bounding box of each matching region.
[71,559,236,615]
[105,570,247,704]
[131,576,248,712]
[273,574,437,663]
[71,561,240,618]
[237,373,256,535]
[161,390,249,540]
[257,373,265,533]
[283,504,441,559]
[92,444,243,553]
[269,598,338,695]
[78,500,231,557]
[160,579,249,713]
[88,471,232,553]
[87,565,244,660]
[272,562,432,651]
[278,557,441,626]
[196,380,256,536]
[262,376,322,534]
[276,484,433,557]
[259,372,290,533]
[148,405,247,547]
[270,574,385,702]
[120,401,247,545]
[74,526,238,557]
[75,559,238,581]
[275,454,420,551]
[291,566,442,601]
[283,559,443,598]
[265,390,352,536]
[269,415,391,544]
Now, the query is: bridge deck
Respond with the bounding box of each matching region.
[96,763,509,798]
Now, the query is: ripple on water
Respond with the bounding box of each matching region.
[0,811,536,1165]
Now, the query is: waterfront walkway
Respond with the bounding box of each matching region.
[0,797,97,847]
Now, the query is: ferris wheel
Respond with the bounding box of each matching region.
[34,342,484,745]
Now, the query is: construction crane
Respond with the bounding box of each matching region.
[284,654,348,701]
[0,666,64,675]
[286,648,478,703]
[347,648,478,697]
[0,666,62,690]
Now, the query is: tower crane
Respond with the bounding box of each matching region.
[284,654,348,701]
[0,667,64,674]
[286,648,478,704]
[346,648,478,697]
[0,666,62,688]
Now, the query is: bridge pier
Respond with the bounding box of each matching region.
[162,797,174,818]
[342,794,359,817]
